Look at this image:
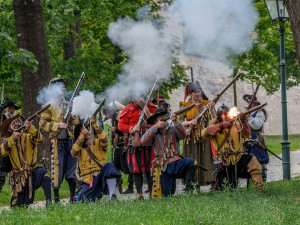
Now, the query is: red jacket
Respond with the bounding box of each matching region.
[118,102,156,134]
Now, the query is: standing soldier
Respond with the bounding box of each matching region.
[118,95,156,199]
[0,100,20,192]
[179,81,216,190]
[243,94,269,182]
[0,115,52,207]
[39,78,78,203]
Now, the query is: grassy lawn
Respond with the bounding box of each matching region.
[265,134,300,155]
[0,179,299,224]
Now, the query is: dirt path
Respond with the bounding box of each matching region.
[1,151,299,211]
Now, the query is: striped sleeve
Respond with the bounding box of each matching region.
[173,122,187,140]
[141,126,156,146]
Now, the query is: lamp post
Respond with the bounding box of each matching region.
[264,0,290,180]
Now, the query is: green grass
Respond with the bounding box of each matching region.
[0,179,299,224]
[265,134,300,155]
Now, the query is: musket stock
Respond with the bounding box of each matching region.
[16,104,50,132]
[174,104,195,116]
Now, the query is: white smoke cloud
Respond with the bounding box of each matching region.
[72,90,99,121]
[101,17,172,103]
[37,83,64,105]
[173,0,258,57]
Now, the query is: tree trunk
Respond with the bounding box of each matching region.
[13,0,52,168]
[284,0,300,68]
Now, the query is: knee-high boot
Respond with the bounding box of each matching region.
[247,156,263,192]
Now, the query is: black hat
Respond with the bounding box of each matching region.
[217,103,230,115]
[3,100,21,110]
[243,94,260,105]
[147,108,168,125]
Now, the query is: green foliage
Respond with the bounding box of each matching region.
[227,0,300,94]
[0,180,299,224]
[0,1,38,104]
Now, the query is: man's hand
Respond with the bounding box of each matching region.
[111,127,116,132]
[90,116,96,124]
[155,120,167,129]
[239,114,250,121]
[189,119,198,126]
[24,120,31,129]
[171,113,178,125]
[219,121,231,129]
[12,131,22,140]
[207,101,215,107]
[80,128,89,137]
[58,122,68,129]
[131,125,140,133]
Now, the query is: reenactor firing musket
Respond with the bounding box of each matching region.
[228,103,267,124]
[15,104,51,132]
[57,72,85,139]
[132,78,159,147]
[186,73,242,136]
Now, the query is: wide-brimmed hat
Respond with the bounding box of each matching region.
[3,100,21,110]
[0,114,21,137]
[147,108,168,125]
[49,77,65,86]
[243,94,261,105]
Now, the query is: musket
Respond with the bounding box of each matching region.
[132,78,159,147]
[191,67,194,82]
[186,73,242,136]
[230,103,267,122]
[174,104,195,115]
[247,81,261,110]
[83,98,106,127]
[57,72,85,139]
[111,100,116,163]
[16,104,51,132]
[250,139,282,161]
[1,83,4,104]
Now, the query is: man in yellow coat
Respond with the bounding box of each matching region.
[0,115,52,206]
[39,78,78,202]
[71,116,120,202]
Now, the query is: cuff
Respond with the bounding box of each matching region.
[92,122,100,130]
[52,122,59,132]
[7,136,16,148]
[78,134,85,142]
[73,143,81,153]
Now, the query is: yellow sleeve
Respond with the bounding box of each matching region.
[39,109,60,133]
[0,137,15,157]
[27,125,43,144]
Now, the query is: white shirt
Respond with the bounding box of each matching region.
[248,110,265,131]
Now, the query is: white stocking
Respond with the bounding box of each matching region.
[106,178,117,199]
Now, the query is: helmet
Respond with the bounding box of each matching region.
[217,103,229,115]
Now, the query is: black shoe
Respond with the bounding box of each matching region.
[54,197,60,203]
[122,188,134,194]
[46,199,52,207]
[69,196,77,204]
[110,194,117,200]
[145,188,150,193]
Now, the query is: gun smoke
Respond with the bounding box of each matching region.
[72,90,99,121]
[172,0,258,58]
[101,17,172,103]
[37,83,64,105]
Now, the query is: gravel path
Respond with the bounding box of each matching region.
[1,151,299,211]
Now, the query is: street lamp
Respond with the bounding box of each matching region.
[264,0,290,180]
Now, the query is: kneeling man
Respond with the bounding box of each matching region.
[71,116,120,202]
[141,109,196,197]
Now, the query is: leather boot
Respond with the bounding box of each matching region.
[247,157,263,192]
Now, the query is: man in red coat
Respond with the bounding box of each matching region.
[118,96,156,199]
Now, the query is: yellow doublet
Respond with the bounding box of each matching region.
[0,125,43,169]
[202,125,247,166]
[179,100,210,121]
[72,123,108,184]
[39,100,78,138]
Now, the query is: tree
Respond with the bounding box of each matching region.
[13,0,53,165]
[227,0,300,94]
[284,0,300,69]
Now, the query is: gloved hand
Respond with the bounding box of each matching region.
[219,121,232,129]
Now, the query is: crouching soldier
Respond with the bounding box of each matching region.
[201,104,264,192]
[141,109,196,197]
[71,116,120,202]
[0,115,52,207]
